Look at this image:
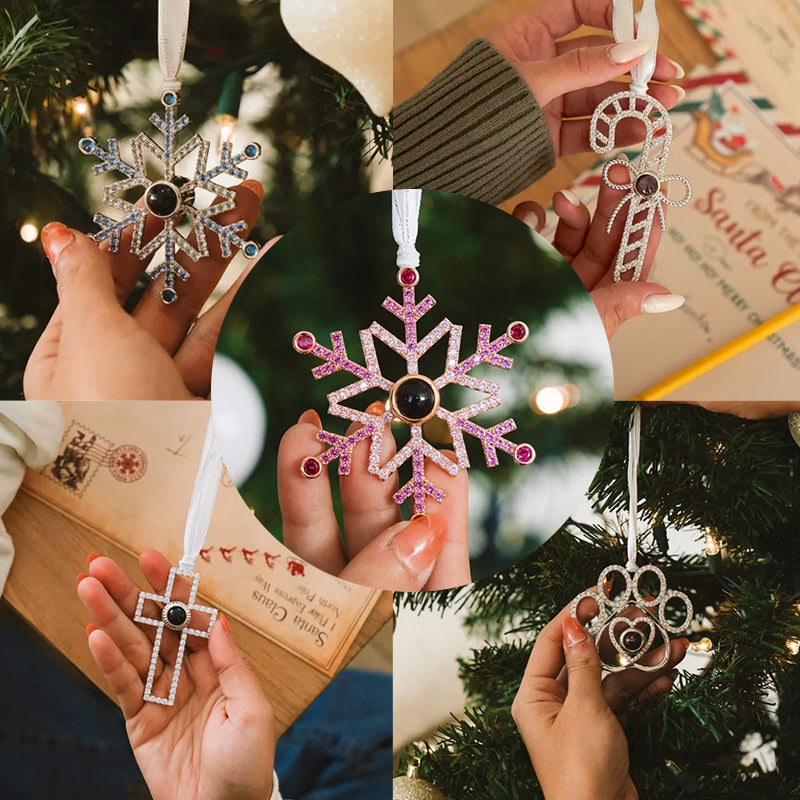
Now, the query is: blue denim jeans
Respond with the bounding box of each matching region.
[0,601,391,800]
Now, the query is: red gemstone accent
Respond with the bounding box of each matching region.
[514,444,535,465]
[399,268,418,286]
[295,332,314,352]
[509,322,528,342]
[301,457,322,478]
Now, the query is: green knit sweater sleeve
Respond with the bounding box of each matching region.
[393,38,556,205]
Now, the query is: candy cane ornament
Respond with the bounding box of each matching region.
[591,0,691,282]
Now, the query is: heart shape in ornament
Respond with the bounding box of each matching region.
[602,612,670,672]
[280,0,392,117]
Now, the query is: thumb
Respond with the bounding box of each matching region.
[562,617,604,706]
[590,282,685,339]
[41,223,119,318]
[338,514,449,590]
[208,614,273,722]
[520,40,653,108]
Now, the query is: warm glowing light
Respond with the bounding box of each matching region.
[691,637,713,653]
[704,528,721,556]
[534,386,569,415]
[618,654,630,667]
[19,222,39,243]
[787,639,800,656]
[74,98,89,116]
[217,114,237,153]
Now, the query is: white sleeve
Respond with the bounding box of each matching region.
[0,401,64,593]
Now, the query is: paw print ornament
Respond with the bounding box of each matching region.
[293,265,536,516]
[571,563,693,672]
[79,90,261,304]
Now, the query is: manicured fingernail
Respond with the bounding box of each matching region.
[219,613,231,637]
[366,401,387,416]
[558,190,581,207]
[609,40,653,64]
[41,222,75,269]
[87,553,101,565]
[86,624,99,636]
[680,638,690,648]
[390,514,448,575]
[671,86,686,103]
[668,58,685,79]
[642,294,685,314]
[298,409,322,428]
[521,210,545,233]
[76,572,89,585]
[241,179,264,200]
[562,617,587,647]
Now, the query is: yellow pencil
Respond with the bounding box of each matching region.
[634,303,800,401]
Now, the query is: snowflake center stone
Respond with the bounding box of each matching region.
[145,180,182,219]
[390,375,440,424]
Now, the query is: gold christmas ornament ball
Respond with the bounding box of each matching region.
[393,775,446,800]
[789,412,800,448]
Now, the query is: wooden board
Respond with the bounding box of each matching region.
[3,491,392,736]
[393,0,717,212]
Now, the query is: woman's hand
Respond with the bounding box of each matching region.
[25,181,273,400]
[77,550,276,800]
[277,408,471,591]
[513,596,687,800]
[487,0,685,159]
[515,161,685,339]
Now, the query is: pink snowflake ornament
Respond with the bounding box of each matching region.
[293,266,535,514]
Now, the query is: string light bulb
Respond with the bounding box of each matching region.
[704,528,721,556]
[787,639,800,656]
[19,222,39,243]
[533,386,569,415]
[216,114,237,154]
[691,637,713,653]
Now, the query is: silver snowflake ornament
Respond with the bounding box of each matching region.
[293,265,536,516]
[134,566,218,706]
[571,563,693,672]
[79,90,261,304]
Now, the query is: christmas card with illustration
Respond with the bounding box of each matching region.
[5,402,390,732]
[682,0,800,125]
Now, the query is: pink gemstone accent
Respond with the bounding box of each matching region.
[300,457,322,478]
[398,267,419,287]
[514,444,535,465]
[294,332,314,352]
[508,322,529,343]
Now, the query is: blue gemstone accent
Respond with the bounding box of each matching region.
[245,143,259,158]
[161,287,178,304]
[79,138,96,154]
[243,242,258,258]
[162,91,177,107]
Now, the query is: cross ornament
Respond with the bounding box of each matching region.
[134,566,218,706]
